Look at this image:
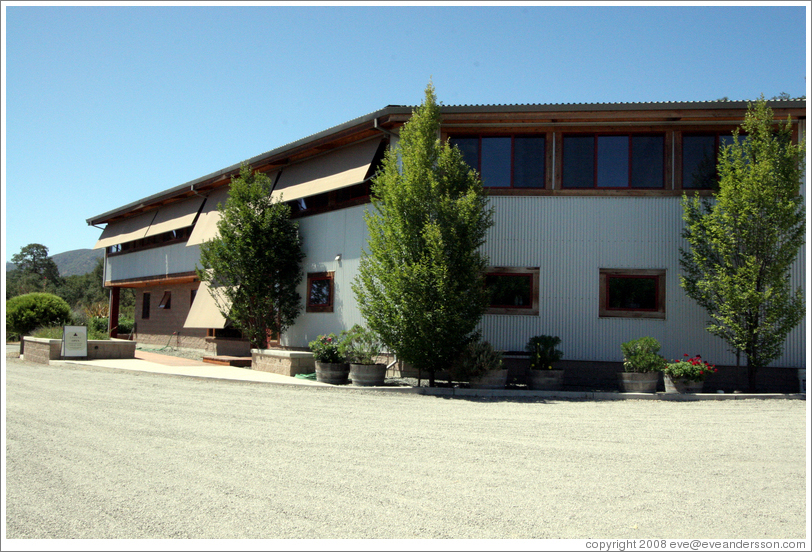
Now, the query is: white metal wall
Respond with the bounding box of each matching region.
[283,196,805,368]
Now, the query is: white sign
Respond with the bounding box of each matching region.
[61,326,88,358]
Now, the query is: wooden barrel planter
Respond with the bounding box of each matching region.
[527,369,564,391]
[349,363,387,386]
[617,372,659,393]
[315,362,350,385]
[470,369,508,389]
[663,375,704,394]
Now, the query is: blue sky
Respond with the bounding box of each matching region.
[2,2,809,263]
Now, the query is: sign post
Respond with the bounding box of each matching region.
[61,326,88,359]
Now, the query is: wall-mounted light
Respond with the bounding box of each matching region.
[335,254,342,262]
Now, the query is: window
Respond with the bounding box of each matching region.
[599,269,666,319]
[682,132,739,189]
[485,267,540,315]
[562,134,665,189]
[142,292,151,320]
[306,272,334,313]
[191,288,197,305]
[158,291,171,310]
[449,135,546,188]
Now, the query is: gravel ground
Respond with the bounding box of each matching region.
[4,356,808,541]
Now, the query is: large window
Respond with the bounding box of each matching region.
[141,292,151,320]
[449,135,546,189]
[562,134,665,189]
[599,269,666,319]
[306,272,334,313]
[681,132,739,189]
[485,267,540,315]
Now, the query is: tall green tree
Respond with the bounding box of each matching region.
[679,98,805,391]
[7,243,62,298]
[197,164,305,348]
[353,83,494,386]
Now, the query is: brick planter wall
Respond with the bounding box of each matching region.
[23,337,137,364]
[251,349,316,377]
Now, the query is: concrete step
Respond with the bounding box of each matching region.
[202,356,252,368]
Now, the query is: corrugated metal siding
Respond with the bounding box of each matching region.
[478,196,805,367]
[106,243,201,282]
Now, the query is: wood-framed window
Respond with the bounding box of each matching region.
[306,272,334,313]
[485,267,540,316]
[158,291,172,310]
[449,135,546,189]
[141,292,151,320]
[680,132,742,190]
[562,133,665,189]
[599,269,666,319]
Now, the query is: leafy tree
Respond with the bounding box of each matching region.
[679,98,805,391]
[7,243,62,298]
[353,83,494,386]
[6,292,72,338]
[197,164,305,348]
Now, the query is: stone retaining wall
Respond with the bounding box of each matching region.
[23,337,137,364]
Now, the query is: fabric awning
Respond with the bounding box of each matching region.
[186,186,231,247]
[270,138,381,202]
[93,211,158,250]
[183,280,231,329]
[144,196,205,238]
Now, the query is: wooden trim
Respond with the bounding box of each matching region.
[599,269,666,319]
[105,271,198,288]
[485,267,540,316]
[306,271,335,313]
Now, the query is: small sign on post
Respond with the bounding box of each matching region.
[61,326,88,359]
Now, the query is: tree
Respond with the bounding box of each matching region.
[353,83,494,386]
[7,244,62,298]
[197,164,305,348]
[679,98,805,391]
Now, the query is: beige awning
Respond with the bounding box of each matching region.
[93,211,158,250]
[186,186,230,247]
[183,280,231,329]
[270,138,381,202]
[144,196,205,238]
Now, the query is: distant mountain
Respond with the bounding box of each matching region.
[6,248,104,277]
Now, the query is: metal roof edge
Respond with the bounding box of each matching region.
[87,99,806,225]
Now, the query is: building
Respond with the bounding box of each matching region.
[87,99,807,386]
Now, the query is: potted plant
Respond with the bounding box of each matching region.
[525,335,564,390]
[450,338,507,389]
[618,336,664,393]
[340,325,387,386]
[308,333,349,384]
[663,354,717,393]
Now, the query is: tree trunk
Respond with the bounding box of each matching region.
[747,359,757,393]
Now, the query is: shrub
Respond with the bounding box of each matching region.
[449,339,503,382]
[339,325,383,365]
[117,318,135,335]
[663,354,717,382]
[526,335,564,370]
[6,293,71,338]
[308,334,344,364]
[620,336,665,373]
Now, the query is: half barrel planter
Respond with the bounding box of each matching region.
[315,362,350,385]
[349,363,387,386]
[470,369,509,389]
[663,375,704,394]
[617,372,659,393]
[527,369,564,391]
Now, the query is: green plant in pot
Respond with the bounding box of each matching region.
[340,324,387,386]
[663,354,717,393]
[618,336,664,393]
[450,338,506,389]
[309,333,349,385]
[525,335,564,390]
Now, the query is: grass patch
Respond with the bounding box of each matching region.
[30,326,110,340]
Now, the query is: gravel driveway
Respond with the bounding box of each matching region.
[4,357,807,540]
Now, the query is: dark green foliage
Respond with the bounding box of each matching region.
[353,83,494,386]
[680,98,805,390]
[6,292,72,338]
[339,325,383,365]
[308,334,344,364]
[449,339,504,382]
[197,164,305,348]
[526,335,564,370]
[620,337,665,373]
